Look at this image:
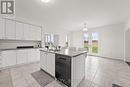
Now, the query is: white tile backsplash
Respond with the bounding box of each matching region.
[0,40,41,49]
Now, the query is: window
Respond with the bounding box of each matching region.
[44,34,52,46]
[83,32,89,50]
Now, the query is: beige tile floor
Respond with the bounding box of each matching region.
[0,56,130,87]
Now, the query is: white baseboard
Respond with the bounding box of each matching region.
[88,54,124,61]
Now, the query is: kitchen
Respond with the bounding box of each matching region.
[0,0,130,87]
[0,18,87,87]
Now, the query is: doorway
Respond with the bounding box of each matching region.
[83,32,99,55]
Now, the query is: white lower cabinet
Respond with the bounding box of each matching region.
[2,50,17,67]
[40,52,55,77]
[1,49,40,68]
[28,49,40,62]
[17,50,28,64]
[0,52,2,68]
[46,53,55,77]
[40,51,47,71]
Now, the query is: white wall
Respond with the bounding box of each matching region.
[69,30,84,48]
[125,29,130,62]
[70,23,125,60]
[0,40,40,49]
[92,23,125,60]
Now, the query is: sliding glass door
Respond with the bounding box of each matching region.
[84,32,99,55]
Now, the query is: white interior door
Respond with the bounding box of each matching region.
[84,32,99,55]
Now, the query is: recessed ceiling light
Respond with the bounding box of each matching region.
[41,0,51,3]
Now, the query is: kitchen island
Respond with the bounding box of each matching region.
[40,48,87,87]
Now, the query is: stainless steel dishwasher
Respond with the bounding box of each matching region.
[55,54,71,87]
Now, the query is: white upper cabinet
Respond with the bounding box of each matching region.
[16,22,24,40]
[0,18,41,41]
[29,25,36,40]
[0,19,5,39]
[28,25,41,41]
[35,26,42,41]
[5,19,15,39]
[23,23,30,40]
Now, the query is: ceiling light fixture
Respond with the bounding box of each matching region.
[41,0,51,3]
[82,23,88,31]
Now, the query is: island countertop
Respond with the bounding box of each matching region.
[40,48,87,57]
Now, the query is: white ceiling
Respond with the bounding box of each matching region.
[15,0,130,31]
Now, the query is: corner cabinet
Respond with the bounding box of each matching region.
[24,24,41,41]
[40,51,55,77]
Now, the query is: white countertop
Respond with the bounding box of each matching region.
[0,48,42,51]
[40,48,87,57]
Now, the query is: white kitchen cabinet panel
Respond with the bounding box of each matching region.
[46,53,55,77]
[30,25,36,40]
[16,22,24,40]
[2,50,17,67]
[28,49,35,62]
[23,24,30,40]
[0,19,5,39]
[24,24,36,40]
[17,50,28,64]
[5,19,15,39]
[35,49,40,61]
[40,51,47,71]
[35,26,41,41]
[71,54,85,87]
[28,49,40,62]
[0,52,2,68]
[40,52,55,77]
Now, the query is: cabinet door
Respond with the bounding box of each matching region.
[40,51,46,71]
[35,27,41,41]
[46,53,55,77]
[23,24,30,40]
[0,19,5,39]
[2,50,17,67]
[30,25,36,40]
[16,22,24,40]
[0,52,2,68]
[28,49,35,62]
[5,19,15,39]
[35,49,40,61]
[28,49,40,62]
[17,50,28,64]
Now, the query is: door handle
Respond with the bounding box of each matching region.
[59,58,66,60]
